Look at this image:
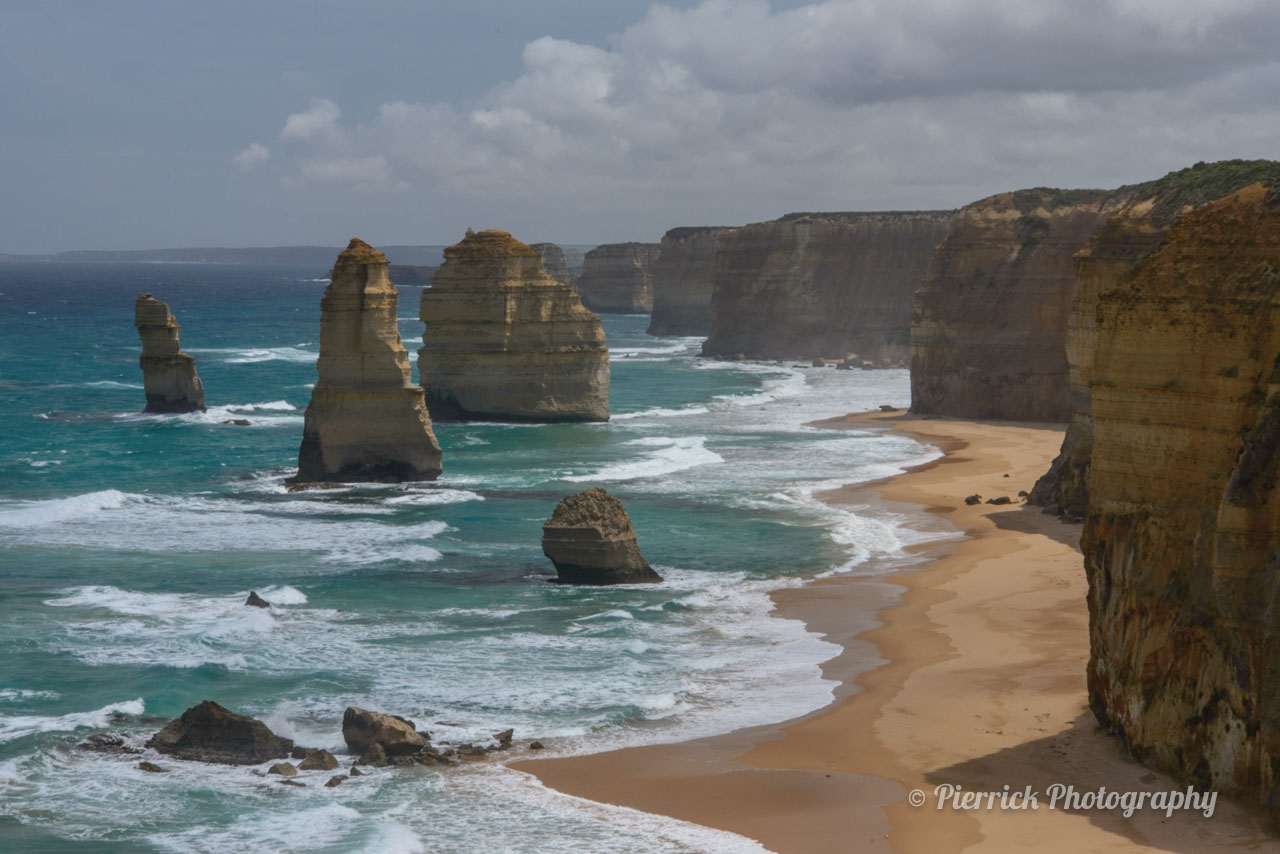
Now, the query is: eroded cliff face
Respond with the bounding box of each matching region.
[419,230,609,422]
[530,243,571,286]
[575,243,660,313]
[702,211,953,363]
[292,239,442,484]
[1032,161,1280,514]
[910,189,1131,420]
[646,227,733,336]
[1084,183,1280,815]
[135,294,205,413]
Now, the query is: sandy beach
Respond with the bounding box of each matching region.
[517,412,1275,853]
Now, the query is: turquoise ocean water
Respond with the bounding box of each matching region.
[0,263,947,853]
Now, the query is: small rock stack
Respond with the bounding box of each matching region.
[542,488,662,584]
[135,294,205,413]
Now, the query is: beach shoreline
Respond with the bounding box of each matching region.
[514,411,1273,852]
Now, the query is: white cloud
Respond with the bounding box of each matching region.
[279,98,342,142]
[231,142,269,170]
[243,0,1280,237]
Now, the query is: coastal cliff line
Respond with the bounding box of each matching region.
[1031,159,1280,516]
[702,210,953,364]
[647,226,734,337]
[575,242,661,314]
[1083,182,1280,820]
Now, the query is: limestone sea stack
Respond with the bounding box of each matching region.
[575,242,661,313]
[701,211,954,364]
[1083,182,1280,818]
[135,294,205,413]
[646,226,734,336]
[909,188,1130,420]
[1030,160,1280,516]
[541,488,661,584]
[530,243,571,286]
[290,239,442,484]
[419,229,609,422]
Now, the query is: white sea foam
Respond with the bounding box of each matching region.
[384,488,484,506]
[84,380,143,389]
[0,698,144,742]
[563,436,723,483]
[186,346,316,364]
[612,404,710,420]
[0,689,60,703]
[0,489,130,528]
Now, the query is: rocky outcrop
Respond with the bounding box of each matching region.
[530,243,571,286]
[910,189,1136,420]
[1083,182,1280,818]
[702,211,953,364]
[342,706,429,760]
[575,243,661,313]
[419,230,609,422]
[290,239,442,484]
[1031,160,1280,515]
[542,488,661,584]
[135,294,205,413]
[146,700,293,765]
[647,227,734,336]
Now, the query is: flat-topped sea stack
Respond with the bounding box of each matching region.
[290,239,442,484]
[135,294,206,413]
[575,242,660,313]
[1083,182,1280,819]
[542,488,661,584]
[910,188,1133,420]
[530,243,571,286]
[702,211,953,364]
[1030,160,1280,516]
[419,230,609,422]
[647,227,734,336]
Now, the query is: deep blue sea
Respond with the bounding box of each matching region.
[0,263,945,853]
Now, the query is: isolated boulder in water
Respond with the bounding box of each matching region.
[244,591,270,608]
[146,701,293,765]
[342,707,429,756]
[541,488,662,584]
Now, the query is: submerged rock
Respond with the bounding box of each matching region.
[135,294,206,413]
[297,749,339,771]
[289,239,442,484]
[244,591,270,609]
[146,700,293,765]
[541,488,662,585]
[342,707,429,757]
[419,229,610,422]
[268,762,297,777]
[137,761,167,773]
[575,242,661,313]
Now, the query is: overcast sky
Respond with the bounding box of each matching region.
[3,0,1278,252]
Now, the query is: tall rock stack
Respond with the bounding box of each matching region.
[291,238,442,484]
[909,189,1127,421]
[647,227,733,336]
[530,243,571,286]
[702,211,953,364]
[575,242,661,313]
[1082,182,1280,819]
[419,229,609,422]
[134,294,206,413]
[1030,160,1280,516]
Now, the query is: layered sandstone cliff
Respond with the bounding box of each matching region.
[702,211,953,364]
[291,239,442,484]
[135,294,206,413]
[910,189,1134,420]
[646,227,733,336]
[418,230,609,422]
[1032,160,1280,515]
[1083,183,1280,816]
[575,243,660,313]
[530,243,571,286]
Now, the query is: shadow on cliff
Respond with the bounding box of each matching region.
[923,710,1271,846]
[990,503,1082,552]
